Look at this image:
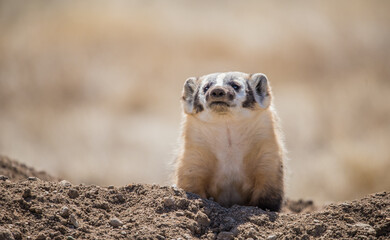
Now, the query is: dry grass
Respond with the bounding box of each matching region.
[0,1,389,203]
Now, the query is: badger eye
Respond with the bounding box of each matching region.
[231,83,240,91]
[203,86,210,93]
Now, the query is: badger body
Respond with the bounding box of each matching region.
[175,72,285,211]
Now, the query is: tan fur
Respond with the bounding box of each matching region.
[175,72,285,211]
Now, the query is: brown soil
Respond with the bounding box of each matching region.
[0,156,57,182]
[0,156,389,240]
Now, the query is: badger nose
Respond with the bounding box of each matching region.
[210,87,226,98]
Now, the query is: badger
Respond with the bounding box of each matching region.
[174,72,286,211]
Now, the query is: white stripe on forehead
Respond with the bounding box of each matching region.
[215,73,226,87]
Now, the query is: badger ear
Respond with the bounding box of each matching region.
[249,73,271,108]
[182,77,198,114]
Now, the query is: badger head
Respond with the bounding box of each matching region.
[181,72,272,121]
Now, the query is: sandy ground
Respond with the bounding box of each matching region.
[0,155,389,240]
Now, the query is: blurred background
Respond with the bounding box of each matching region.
[0,0,389,204]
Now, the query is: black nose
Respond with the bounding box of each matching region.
[210,88,226,98]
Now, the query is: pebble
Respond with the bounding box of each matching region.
[69,214,79,228]
[60,180,72,187]
[68,189,79,199]
[29,207,43,214]
[175,211,185,217]
[67,236,75,240]
[343,216,355,224]
[0,175,9,181]
[27,177,38,181]
[60,206,70,218]
[267,235,277,240]
[163,197,175,207]
[217,231,234,240]
[353,222,376,235]
[109,218,124,227]
[107,185,115,189]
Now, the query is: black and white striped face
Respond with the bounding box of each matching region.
[182,72,271,120]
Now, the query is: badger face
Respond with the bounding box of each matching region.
[182,72,271,120]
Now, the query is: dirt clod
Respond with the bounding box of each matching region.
[22,188,32,199]
[163,197,175,207]
[307,223,327,237]
[195,211,210,227]
[67,189,79,199]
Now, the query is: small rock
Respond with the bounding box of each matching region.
[343,216,355,224]
[175,211,185,217]
[163,197,175,207]
[60,180,71,187]
[107,185,115,189]
[195,212,210,227]
[60,206,70,218]
[353,222,371,228]
[0,227,15,240]
[29,207,43,214]
[93,201,110,210]
[69,214,79,228]
[68,189,79,199]
[217,231,234,240]
[66,237,75,240]
[120,231,126,235]
[27,177,38,181]
[353,222,376,235]
[0,175,9,181]
[109,218,124,227]
[267,235,277,240]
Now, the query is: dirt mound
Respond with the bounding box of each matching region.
[0,156,57,182]
[0,157,389,239]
